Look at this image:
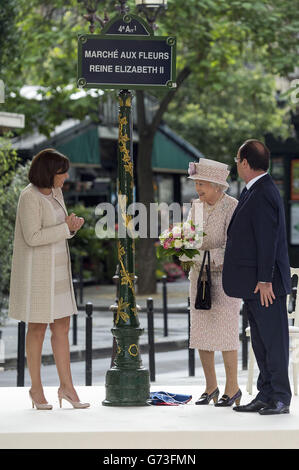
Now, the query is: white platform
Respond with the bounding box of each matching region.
[0,385,299,449]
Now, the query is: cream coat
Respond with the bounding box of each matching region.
[8,183,78,323]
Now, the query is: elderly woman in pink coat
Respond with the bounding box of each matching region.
[8,149,89,410]
[183,159,242,407]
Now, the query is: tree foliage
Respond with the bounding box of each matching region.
[0,134,19,217]
[1,0,299,293]
[164,62,290,160]
[0,158,30,324]
[1,0,298,143]
[0,0,20,74]
[157,0,299,159]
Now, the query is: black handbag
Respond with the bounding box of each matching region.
[195,251,212,310]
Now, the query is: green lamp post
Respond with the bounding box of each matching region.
[78,0,168,406]
[103,88,150,406]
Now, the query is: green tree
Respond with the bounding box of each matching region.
[0,134,19,214]
[0,157,29,324]
[0,134,20,321]
[164,62,290,159]
[0,0,20,79]
[135,0,299,293]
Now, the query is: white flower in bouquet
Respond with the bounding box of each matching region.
[172,225,182,238]
[159,229,170,244]
[160,229,169,239]
[183,222,191,230]
[183,240,196,249]
[174,239,183,249]
[182,222,194,238]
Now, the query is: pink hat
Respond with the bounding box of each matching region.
[187,159,230,189]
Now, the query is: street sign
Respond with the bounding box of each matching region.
[77,14,176,90]
[0,112,25,129]
[103,15,150,36]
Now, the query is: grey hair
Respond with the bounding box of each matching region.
[210,182,226,192]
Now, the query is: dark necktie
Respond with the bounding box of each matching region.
[227,187,249,232]
[238,187,248,204]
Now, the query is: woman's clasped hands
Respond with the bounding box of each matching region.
[66,213,85,232]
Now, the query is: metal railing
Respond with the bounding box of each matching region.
[14,294,248,387]
[13,269,299,388]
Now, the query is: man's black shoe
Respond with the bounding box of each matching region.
[233,398,269,412]
[258,401,290,415]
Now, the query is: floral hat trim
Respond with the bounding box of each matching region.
[188,162,197,176]
[187,159,230,188]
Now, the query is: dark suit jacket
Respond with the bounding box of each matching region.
[223,174,291,299]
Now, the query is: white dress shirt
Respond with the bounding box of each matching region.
[246,172,268,190]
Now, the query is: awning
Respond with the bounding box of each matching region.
[57,127,100,165]
[151,128,201,173]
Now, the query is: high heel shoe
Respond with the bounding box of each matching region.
[214,389,242,407]
[58,389,90,409]
[195,387,220,405]
[29,390,53,410]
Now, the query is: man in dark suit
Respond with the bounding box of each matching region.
[223,139,292,414]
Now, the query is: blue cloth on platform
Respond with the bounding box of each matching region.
[149,391,192,406]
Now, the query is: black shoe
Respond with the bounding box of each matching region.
[258,401,290,415]
[195,387,219,405]
[233,398,269,412]
[214,389,242,407]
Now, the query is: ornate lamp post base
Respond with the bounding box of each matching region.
[102,325,150,406]
[103,369,150,406]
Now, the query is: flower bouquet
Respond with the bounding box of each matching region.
[157,220,204,271]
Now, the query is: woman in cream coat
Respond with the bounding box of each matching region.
[8,148,89,409]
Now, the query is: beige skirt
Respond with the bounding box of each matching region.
[52,238,77,320]
[189,268,241,351]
